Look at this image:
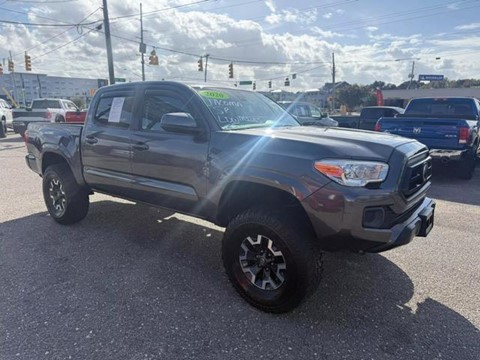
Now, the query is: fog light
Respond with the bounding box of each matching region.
[363,208,385,228]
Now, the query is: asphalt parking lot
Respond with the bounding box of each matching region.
[1,133,479,360]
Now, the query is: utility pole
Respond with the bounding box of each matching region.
[102,0,115,85]
[140,3,145,81]
[204,54,209,83]
[332,52,336,112]
[407,61,415,89]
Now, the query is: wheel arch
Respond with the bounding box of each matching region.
[216,180,315,234]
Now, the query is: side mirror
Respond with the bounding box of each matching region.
[161,112,200,133]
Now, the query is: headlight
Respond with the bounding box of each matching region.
[314,159,389,187]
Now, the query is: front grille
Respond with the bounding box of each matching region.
[401,150,432,198]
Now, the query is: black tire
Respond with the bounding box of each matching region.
[457,151,476,180]
[222,208,323,313]
[0,118,6,138]
[42,164,89,224]
[55,115,65,123]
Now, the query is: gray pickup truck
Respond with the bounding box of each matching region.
[24,81,435,313]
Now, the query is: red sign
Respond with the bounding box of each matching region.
[376,88,384,106]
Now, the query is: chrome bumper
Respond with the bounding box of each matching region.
[429,149,466,161]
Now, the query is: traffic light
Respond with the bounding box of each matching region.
[149,49,159,65]
[198,57,203,72]
[228,63,233,78]
[8,59,14,72]
[252,81,256,90]
[268,80,272,89]
[292,73,297,79]
[0,64,3,75]
[25,52,32,71]
[284,77,290,86]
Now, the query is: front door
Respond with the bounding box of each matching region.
[130,88,209,214]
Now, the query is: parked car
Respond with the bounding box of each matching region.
[0,98,13,138]
[24,81,435,313]
[12,98,80,136]
[277,101,338,127]
[376,97,480,179]
[336,106,404,130]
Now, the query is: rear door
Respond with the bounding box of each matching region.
[81,89,137,196]
[129,86,210,214]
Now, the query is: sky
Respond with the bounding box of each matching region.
[1,0,480,91]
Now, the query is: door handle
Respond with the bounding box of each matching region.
[85,136,98,144]
[132,142,149,151]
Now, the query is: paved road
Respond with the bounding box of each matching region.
[1,133,479,360]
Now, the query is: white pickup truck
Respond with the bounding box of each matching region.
[0,98,13,138]
[12,98,79,136]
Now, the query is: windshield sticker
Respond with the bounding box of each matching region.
[108,97,125,123]
[199,90,230,100]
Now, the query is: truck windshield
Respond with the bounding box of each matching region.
[405,98,474,117]
[195,87,299,130]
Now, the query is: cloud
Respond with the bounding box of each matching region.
[323,13,333,19]
[454,23,480,30]
[265,8,318,25]
[0,0,479,91]
[264,0,276,13]
[366,26,378,32]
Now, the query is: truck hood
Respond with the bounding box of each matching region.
[228,126,417,162]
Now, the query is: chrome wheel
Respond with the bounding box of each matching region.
[239,234,287,290]
[48,177,66,217]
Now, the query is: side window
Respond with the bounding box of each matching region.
[141,94,195,131]
[64,101,78,111]
[309,105,321,117]
[94,95,135,129]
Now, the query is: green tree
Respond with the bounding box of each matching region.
[70,96,86,110]
[336,84,371,111]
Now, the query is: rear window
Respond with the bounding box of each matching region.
[361,108,384,119]
[31,100,61,109]
[405,99,474,116]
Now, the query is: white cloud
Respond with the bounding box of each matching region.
[323,13,333,19]
[265,0,276,13]
[336,9,345,15]
[454,22,480,30]
[0,0,479,91]
[265,8,318,25]
[366,26,378,32]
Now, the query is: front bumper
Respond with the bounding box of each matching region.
[302,182,436,253]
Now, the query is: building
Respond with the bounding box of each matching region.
[0,72,108,107]
[382,87,480,107]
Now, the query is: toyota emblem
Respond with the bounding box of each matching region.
[413,127,422,134]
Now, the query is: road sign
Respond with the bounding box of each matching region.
[239,80,253,85]
[114,78,126,83]
[418,74,444,81]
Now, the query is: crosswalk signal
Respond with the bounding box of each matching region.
[228,63,234,78]
[284,77,290,86]
[25,52,32,71]
[149,49,159,65]
[198,57,203,72]
[268,80,272,89]
[8,59,14,72]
